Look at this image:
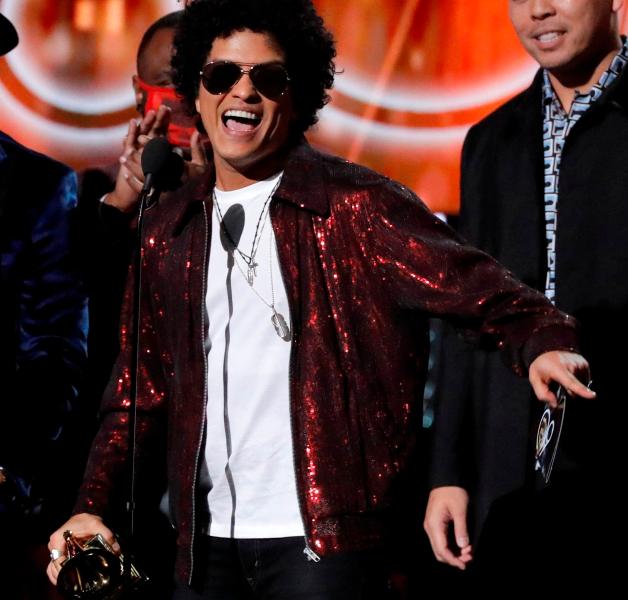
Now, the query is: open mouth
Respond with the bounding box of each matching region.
[222,109,262,132]
[534,31,565,43]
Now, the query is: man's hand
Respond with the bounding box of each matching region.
[529,350,594,407]
[104,108,208,214]
[104,106,172,213]
[423,486,473,570]
[47,513,118,586]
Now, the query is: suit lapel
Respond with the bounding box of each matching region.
[500,72,546,290]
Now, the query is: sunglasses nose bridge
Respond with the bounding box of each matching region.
[201,62,287,98]
[230,66,260,98]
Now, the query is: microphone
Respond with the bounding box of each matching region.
[141,137,184,193]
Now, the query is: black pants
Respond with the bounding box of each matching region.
[173,536,390,600]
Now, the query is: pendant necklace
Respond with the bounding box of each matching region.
[232,212,291,341]
[213,178,280,285]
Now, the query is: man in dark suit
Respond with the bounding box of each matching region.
[0,11,87,597]
[425,0,626,586]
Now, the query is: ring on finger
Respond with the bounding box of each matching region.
[50,548,63,561]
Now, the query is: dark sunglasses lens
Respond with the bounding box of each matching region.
[201,62,242,94]
[250,64,289,98]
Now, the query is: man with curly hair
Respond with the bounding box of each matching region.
[48,1,594,597]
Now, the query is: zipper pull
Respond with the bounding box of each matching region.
[303,544,321,563]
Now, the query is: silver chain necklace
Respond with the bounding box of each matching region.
[213,181,290,340]
[213,179,281,285]
[231,213,290,340]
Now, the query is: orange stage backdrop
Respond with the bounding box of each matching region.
[0,0,626,213]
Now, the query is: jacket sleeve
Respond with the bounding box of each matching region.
[428,322,474,490]
[363,171,579,377]
[427,125,488,490]
[73,247,170,521]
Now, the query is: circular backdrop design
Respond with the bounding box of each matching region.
[0,0,625,212]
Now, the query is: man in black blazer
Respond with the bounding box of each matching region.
[0,11,88,596]
[425,0,626,586]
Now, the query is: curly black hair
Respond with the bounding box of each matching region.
[172,0,336,135]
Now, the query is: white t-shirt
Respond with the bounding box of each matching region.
[204,172,304,539]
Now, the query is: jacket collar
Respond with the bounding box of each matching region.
[598,59,628,111]
[274,138,329,216]
[196,138,330,216]
[513,69,545,119]
[515,49,628,118]
[596,35,628,111]
[171,138,329,236]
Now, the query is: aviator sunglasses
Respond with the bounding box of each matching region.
[200,61,291,99]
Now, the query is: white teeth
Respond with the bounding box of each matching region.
[224,109,260,120]
[537,32,561,42]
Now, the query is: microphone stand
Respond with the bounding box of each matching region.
[124,175,158,587]
[120,136,182,590]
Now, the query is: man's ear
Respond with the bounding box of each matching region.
[195,97,201,114]
[132,75,144,113]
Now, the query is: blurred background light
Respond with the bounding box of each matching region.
[0,0,625,212]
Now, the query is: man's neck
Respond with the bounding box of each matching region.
[548,38,622,112]
[214,153,287,192]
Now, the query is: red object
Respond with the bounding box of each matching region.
[0,1,626,212]
[136,77,198,148]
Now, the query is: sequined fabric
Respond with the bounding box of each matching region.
[75,140,578,583]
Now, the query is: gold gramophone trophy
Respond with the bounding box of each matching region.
[57,530,149,600]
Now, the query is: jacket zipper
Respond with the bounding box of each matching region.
[270,206,321,563]
[189,201,210,584]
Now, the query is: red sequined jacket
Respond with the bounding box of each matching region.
[75,141,579,583]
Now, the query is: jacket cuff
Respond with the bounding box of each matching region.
[73,485,111,519]
[429,473,466,491]
[428,447,468,490]
[522,324,580,370]
[98,198,137,239]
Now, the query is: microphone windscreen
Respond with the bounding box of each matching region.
[220,204,245,252]
[141,137,185,191]
[141,137,173,177]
